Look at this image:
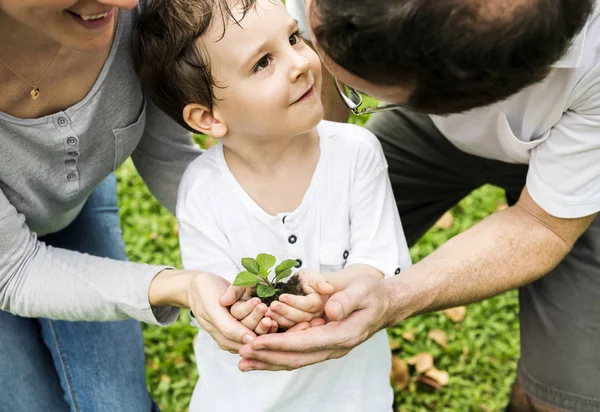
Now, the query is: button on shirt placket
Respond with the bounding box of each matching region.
[282,216,303,269]
[56,114,80,190]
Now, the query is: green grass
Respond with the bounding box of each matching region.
[116,130,519,411]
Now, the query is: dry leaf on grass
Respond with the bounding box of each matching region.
[443,306,466,322]
[406,352,434,373]
[390,356,410,389]
[415,374,443,391]
[173,223,179,236]
[424,367,449,386]
[435,211,454,229]
[496,203,509,212]
[389,339,401,350]
[401,330,416,342]
[428,329,448,348]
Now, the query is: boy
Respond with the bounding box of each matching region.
[134,0,412,410]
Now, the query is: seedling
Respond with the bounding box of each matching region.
[232,253,298,298]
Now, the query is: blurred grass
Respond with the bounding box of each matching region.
[116,121,519,411]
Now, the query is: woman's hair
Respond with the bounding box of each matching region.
[133,0,256,132]
[311,0,594,114]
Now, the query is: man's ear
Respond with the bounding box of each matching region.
[183,103,228,138]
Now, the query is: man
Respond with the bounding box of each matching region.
[225,0,600,411]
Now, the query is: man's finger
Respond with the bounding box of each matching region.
[220,285,246,307]
[241,321,346,353]
[230,297,260,320]
[238,347,348,371]
[324,280,367,321]
[286,321,311,332]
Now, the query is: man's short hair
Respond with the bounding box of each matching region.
[133,0,256,132]
[312,0,594,114]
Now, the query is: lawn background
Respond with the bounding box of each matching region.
[116,116,520,411]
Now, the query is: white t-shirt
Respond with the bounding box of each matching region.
[177,120,412,412]
[287,0,600,219]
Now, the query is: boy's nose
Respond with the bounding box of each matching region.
[97,0,139,10]
[289,54,310,81]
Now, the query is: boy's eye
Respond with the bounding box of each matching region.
[253,55,271,72]
[289,33,300,46]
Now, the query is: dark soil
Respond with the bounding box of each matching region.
[250,273,306,306]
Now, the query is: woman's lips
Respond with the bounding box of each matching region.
[67,8,114,30]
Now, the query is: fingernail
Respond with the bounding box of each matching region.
[242,334,254,344]
[244,368,254,372]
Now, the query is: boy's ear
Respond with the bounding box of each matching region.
[183,103,228,138]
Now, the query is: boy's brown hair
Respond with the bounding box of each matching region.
[133,0,257,132]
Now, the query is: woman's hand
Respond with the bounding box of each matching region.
[149,269,257,353]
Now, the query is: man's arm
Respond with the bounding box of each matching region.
[384,187,595,324]
[237,187,595,371]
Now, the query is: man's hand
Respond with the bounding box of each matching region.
[238,274,394,371]
[265,270,334,329]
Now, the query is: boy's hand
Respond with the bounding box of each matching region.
[266,270,334,329]
[228,287,279,335]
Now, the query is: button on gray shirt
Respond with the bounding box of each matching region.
[0,5,201,324]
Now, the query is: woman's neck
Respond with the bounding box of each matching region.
[0,12,61,53]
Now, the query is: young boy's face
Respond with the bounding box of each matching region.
[202,0,323,140]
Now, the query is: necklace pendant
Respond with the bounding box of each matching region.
[30,87,40,100]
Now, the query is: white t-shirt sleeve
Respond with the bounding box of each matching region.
[286,0,312,41]
[527,66,600,218]
[344,129,413,278]
[176,169,239,278]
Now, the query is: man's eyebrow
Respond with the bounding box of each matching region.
[241,19,300,71]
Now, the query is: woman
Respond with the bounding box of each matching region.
[0,0,254,410]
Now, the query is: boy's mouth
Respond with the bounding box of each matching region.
[293,85,315,104]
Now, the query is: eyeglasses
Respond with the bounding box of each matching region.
[333,76,403,116]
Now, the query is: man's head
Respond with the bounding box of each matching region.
[134,0,322,140]
[307,0,594,114]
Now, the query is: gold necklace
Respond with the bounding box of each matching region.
[0,45,62,100]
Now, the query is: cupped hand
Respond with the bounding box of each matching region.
[228,288,279,335]
[186,272,257,354]
[237,274,394,371]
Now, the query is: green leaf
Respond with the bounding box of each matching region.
[256,253,277,272]
[232,271,260,287]
[241,257,261,276]
[256,284,277,298]
[275,268,293,283]
[275,259,297,276]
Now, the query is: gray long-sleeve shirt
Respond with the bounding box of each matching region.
[0,5,201,325]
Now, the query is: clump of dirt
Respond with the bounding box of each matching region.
[250,274,306,306]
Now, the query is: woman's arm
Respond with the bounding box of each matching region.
[0,187,177,324]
